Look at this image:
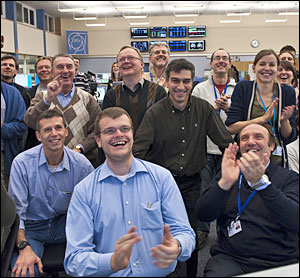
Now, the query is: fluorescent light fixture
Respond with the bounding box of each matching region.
[58,8,82,13]
[116,6,144,11]
[278,11,299,15]
[123,15,147,19]
[85,23,106,26]
[174,5,202,9]
[226,12,251,16]
[264,19,287,22]
[129,22,150,26]
[174,20,195,24]
[74,16,97,21]
[219,19,241,23]
[174,14,198,17]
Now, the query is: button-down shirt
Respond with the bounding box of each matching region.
[43,85,75,108]
[8,144,94,230]
[64,157,195,277]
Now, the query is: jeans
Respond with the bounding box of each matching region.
[10,214,67,277]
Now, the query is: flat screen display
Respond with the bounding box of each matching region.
[168,26,186,38]
[188,40,205,51]
[130,27,149,38]
[149,40,168,46]
[169,40,186,52]
[150,27,167,38]
[131,41,149,52]
[188,26,206,37]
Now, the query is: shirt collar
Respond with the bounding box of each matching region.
[98,157,148,182]
[167,94,192,113]
[59,84,75,98]
[122,77,144,90]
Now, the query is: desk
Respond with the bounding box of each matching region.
[235,263,299,277]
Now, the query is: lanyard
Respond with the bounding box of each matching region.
[212,79,228,115]
[256,85,277,139]
[237,174,256,217]
[149,72,153,82]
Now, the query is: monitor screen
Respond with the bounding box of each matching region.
[169,40,186,52]
[130,27,149,38]
[149,40,168,46]
[96,73,110,83]
[188,40,205,51]
[150,27,167,38]
[131,41,149,52]
[14,74,32,88]
[188,26,206,37]
[168,26,186,38]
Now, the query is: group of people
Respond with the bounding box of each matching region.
[1,37,299,277]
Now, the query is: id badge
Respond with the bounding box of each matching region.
[272,145,282,156]
[227,219,242,237]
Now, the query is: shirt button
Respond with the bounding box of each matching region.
[125,201,129,205]
[128,221,131,225]
[133,263,136,267]
[182,140,185,143]
[181,127,184,130]
[180,166,183,170]
[123,182,127,186]
[182,153,184,157]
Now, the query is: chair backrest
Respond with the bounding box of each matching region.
[42,243,66,275]
[1,214,20,277]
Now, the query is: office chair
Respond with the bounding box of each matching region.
[1,213,20,277]
[42,243,66,277]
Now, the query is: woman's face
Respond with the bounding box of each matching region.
[112,63,119,73]
[252,54,278,84]
[276,66,294,86]
[279,52,295,67]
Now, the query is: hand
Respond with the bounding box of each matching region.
[150,225,179,269]
[218,143,240,190]
[110,226,142,272]
[237,151,269,184]
[215,94,231,112]
[280,105,295,122]
[261,98,279,123]
[11,246,43,277]
[46,74,63,103]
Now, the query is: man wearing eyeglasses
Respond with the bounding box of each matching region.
[144,42,170,91]
[192,48,236,250]
[64,107,195,277]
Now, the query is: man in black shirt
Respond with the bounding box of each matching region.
[133,59,233,277]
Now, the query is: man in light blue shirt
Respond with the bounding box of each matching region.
[64,107,195,277]
[8,110,94,277]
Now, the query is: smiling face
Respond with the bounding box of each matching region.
[52,56,75,92]
[95,114,133,163]
[252,54,277,84]
[1,58,17,82]
[276,65,294,86]
[210,49,231,76]
[149,45,170,69]
[239,124,275,161]
[36,59,52,83]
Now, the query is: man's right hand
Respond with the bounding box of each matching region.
[11,246,43,277]
[110,226,142,272]
[45,74,63,103]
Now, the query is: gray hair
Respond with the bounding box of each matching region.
[149,42,170,56]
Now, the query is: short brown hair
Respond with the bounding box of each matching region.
[35,56,52,72]
[51,53,74,68]
[253,49,280,66]
[1,54,19,70]
[95,107,133,136]
[165,58,195,81]
[211,48,231,62]
[36,110,67,131]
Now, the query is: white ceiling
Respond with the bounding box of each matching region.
[20,1,300,18]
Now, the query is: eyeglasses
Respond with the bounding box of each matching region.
[100,125,133,135]
[118,56,142,63]
[213,56,229,61]
[152,50,168,55]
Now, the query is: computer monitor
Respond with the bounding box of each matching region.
[188,40,205,51]
[14,74,32,88]
[188,26,206,37]
[150,27,167,38]
[168,26,186,38]
[130,27,149,38]
[96,73,110,83]
[131,41,149,52]
[169,40,186,52]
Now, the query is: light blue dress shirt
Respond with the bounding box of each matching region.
[64,157,195,277]
[8,144,94,230]
[43,84,75,108]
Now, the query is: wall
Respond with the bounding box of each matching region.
[1,18,15,53]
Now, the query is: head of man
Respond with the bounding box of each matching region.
[165,59,195,110]
[117,46,144,80]
[1,55,19,83]
[95,107,134,163]
[239,124,275,163]
[210,48,232,76]
[279,51,296,68]
[149,42,170,70]
[73,58,80,74]
[51,54,75,93]
[35,57,52,85]
[35,110,68,154]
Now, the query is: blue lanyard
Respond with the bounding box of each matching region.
[212,79,228,115]
[237,174,257,217]
[256,85,277,139]
[149,72,153,82]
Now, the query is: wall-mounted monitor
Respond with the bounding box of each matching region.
[168,26,186,38]
[150,26,167,38]
[14,74,32,88]
[188,40,205,51]
[149,40,168,46]
[131,41,149,52]
[130,27,149,38]
[169,40,186,52]
[96,73,110,83]
[188,26,206,37]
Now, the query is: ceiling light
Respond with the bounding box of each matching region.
[174,5,203,9]
[129,22,150,26]
[116,6,144,11]
[265,19,287,23]
[123,15,147,19]
[226,12,251,16]
[174,20,196,24]
[174,14,198,17]
[85,23,106,27]
[219,19,241,23]
[278,11,299,15]
[58,8,82,13]
[74,16,97,21]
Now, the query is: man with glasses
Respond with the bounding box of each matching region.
[64,107,195,277]
[144,42,170,91]
[192,48,236,249]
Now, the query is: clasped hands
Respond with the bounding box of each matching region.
[110,225,180,272]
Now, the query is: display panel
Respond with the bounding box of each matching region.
[150,26,167,38]
[149,40,168,46]
[188,40,206,51]
[188,26,206,37]
[96,73,110,83]
[130,27,149,38]
[131,41,149,52]
[168,26,186,38]
[169,40,186,52]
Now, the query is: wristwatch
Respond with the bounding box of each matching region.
[75,145,83,153]
[16,241,30,251]
[176,239,182,257]
[250,174,269,189]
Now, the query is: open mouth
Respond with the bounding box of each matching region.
[247,149,259,153]
[111,141,127,147]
